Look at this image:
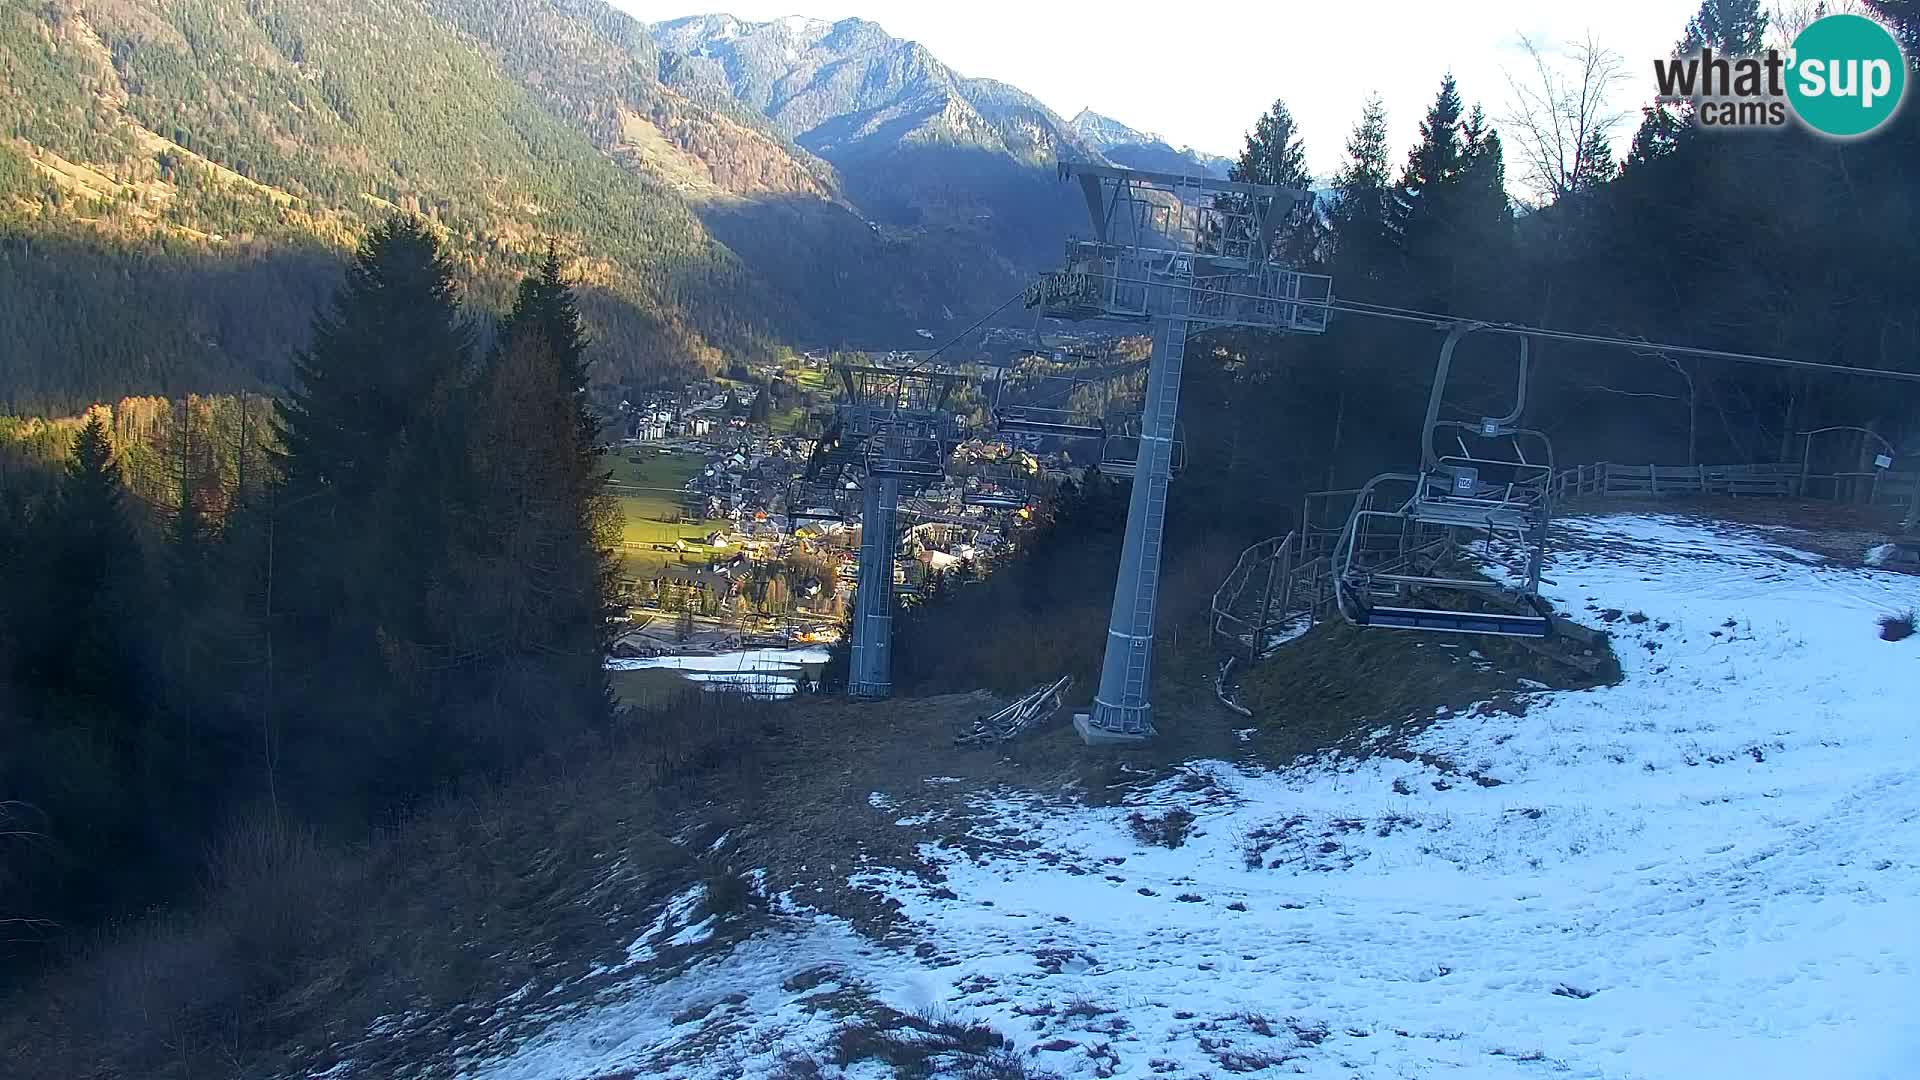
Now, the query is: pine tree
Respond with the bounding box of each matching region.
[1680,0,1770,54]
[1866,1,1920,56]
[1230,99,1312,190]
[434,248,618,762]
[1395,76,1471,309]
[39,410,147,752]
[274,216,473,504]
[1398,75,1466,219]
[1460,106,1513,227]
[1326,95,1396,283]
[1626,101,1690,168]
[1571,128,1619,192]
[268,215,475,815]
[1227,98,1322,266]
[500,243,597,466]
[0,410,157,928]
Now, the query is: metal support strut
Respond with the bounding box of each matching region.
[1079,288,1191,744]
[1029,162,1331,745]
[849,477,900,698]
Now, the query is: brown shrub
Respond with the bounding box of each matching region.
[1,692,773,1080]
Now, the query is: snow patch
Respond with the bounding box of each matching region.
[466,515,1920,1079]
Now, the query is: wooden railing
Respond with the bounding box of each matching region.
[1550,461,1920,510]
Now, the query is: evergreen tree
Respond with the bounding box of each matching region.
[1866,1,1920,56]
[1571,128,1620,192]
[1227,97,1322,266]
[500,244,597,465]
[34,411,146,727]
[1680,0,1770,54]
[1626,101,1690,169]
[1394,76,1470,309]
[3,411,154,922]
[1459,106,1514,232]
[1230,99,1313,190]
[268,215,475,818]
[274,216,473,503]
[1397,74,1466,221]
[1326,95,1397,285]
[432,249,618,763]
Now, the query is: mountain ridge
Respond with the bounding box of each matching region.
[1068,107,1233,177]
[0,0,1254,415]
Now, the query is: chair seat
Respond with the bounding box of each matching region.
[1360,605,1550,638]
[996,412,1106,440]
[1408,496,1535,532]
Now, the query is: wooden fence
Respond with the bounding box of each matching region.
[1551,461,1920,510]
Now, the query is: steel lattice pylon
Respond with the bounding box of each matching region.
[821,366,959,700]
[1030,164,1332,744]
[848,476,901,696]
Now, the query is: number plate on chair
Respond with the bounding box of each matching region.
[1452,468,1479,495]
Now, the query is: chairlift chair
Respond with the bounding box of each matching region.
[961,451,1037,510]
[1333,324,1557,638]
[786,476,853,527]
[863,427,947,489]
[989,321,1118,441]
[1096,418,1187,480]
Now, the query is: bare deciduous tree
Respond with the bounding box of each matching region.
[1502,33,1630,206]
[1770,0,1870,46]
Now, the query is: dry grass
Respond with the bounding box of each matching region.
[1128,807,1197,848]
[1880,610,1916,642]
[0,693,776,1080]
[827,1005,1055,1079]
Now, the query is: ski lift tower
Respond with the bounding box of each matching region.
[1030,163,1332,744]
[829,364,960,699]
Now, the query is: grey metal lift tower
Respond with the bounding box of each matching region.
[825,365,959,699]
[1029,163,1332,744]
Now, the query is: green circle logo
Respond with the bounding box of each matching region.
[1787,13,1908,137]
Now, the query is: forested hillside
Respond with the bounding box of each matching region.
[0,2,1231,418]
[0,0,792,412]
[0,0,1032,416]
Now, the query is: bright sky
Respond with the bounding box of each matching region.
[612,1,1706,182]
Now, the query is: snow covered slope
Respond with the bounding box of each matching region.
[466,514,1920,1079]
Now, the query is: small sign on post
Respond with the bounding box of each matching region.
[1874,453,1894,470]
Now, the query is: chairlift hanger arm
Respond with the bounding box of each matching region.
[1798,426,1897,459]
[1056,161,1309,205]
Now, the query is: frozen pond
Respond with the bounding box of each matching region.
[605,647,830,699]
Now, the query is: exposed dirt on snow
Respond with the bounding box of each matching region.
[1559,495,1906,567]
[349,512,1920,1080]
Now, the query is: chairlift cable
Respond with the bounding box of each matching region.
[1067,271,1920,386]
[1324,299,1920,386]
[899,280,1040,374]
